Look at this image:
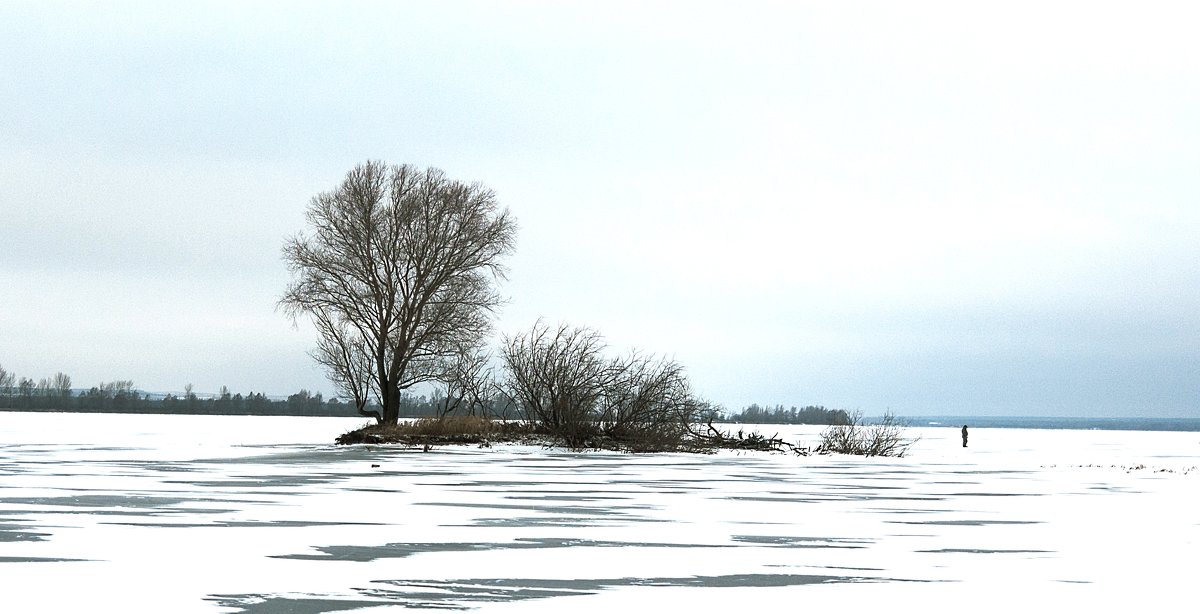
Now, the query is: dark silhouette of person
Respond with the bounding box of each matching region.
[961,425,969,448]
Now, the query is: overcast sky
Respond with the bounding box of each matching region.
[2,1,1198,417]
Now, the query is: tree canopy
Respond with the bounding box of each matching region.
[280,162,516,424]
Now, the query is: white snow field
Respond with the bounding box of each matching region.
[1,412,1196,613]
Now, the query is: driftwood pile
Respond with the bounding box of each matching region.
[694,420,815,455]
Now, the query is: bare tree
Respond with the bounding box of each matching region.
[0,365,14,397]
[183,383,196,411]
[502,321,707,450]
[53,372,72,405]
[18,377,34,407]
[36,378,52,406]
[502,321,612,446]
[281,161,516,425]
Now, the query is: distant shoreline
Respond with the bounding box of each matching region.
[902,415,1200,432]
[3,408,1198,432]
[0,406,362,418]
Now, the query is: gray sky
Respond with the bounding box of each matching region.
[3,1,1198,417]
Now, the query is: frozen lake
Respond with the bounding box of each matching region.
[2,412,1196,612]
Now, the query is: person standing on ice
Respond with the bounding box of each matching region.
[961,425,969,448]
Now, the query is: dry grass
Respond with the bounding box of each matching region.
[336,416,543,446]
[383,416,500,437]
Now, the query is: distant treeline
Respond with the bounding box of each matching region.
[723,404,851,425]
[0,365,500,418]
[0,382,500,419]
[0,381,353,417]
[1,365,847,424]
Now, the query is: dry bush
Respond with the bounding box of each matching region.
[501,321,612,447]
[597,353,701,452]
[817,411,916,457]
[501,321,707,451]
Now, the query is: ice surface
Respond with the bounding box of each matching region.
[1,413,1196,612]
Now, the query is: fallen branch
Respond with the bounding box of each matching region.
[690,419,812,455]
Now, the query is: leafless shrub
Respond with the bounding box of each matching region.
[817,411,916,457]
[501,321,609,447]
[500,321,707,451]
[598,353,702,452]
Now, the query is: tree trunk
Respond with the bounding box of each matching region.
[381,381,401,425]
